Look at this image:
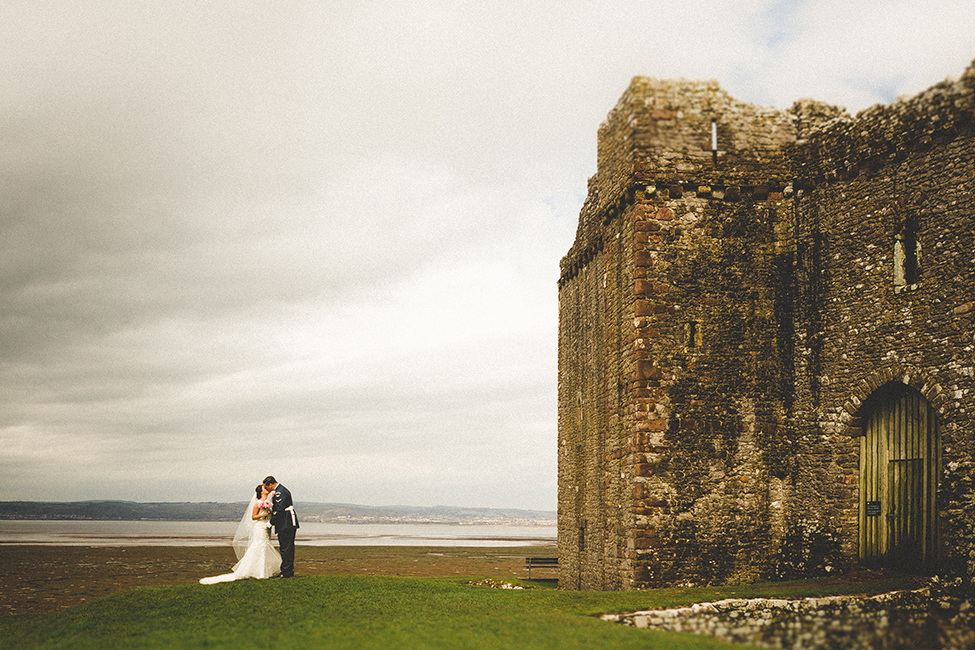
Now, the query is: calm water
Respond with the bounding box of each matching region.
[0,520,556,547]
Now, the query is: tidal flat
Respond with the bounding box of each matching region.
[0,544,555,615]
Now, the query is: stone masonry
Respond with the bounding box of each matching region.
[558,61,975,590]
[602,584,975,649]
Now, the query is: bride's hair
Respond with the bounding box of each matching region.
[255,484,264,499]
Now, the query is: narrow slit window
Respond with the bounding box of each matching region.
[894,214,921,292]
[687,321,702,348]
[711,118,718,166]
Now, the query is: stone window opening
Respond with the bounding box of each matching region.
[711,117,718,166]
[686,321,702,348]
[893,215,920,293]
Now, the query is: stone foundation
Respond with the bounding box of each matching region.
[601,584,975,650]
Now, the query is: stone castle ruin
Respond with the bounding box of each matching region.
[558,60,975,589]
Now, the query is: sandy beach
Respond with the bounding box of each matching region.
[0,545,554,616]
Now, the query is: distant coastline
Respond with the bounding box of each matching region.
[0,501,556,526]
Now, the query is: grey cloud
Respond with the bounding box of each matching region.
[2,0,972,509]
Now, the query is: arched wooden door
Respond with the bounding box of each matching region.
[859,383,939,571]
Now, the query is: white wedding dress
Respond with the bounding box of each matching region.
[200,496,281,584]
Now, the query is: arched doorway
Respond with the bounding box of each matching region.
[859,383,940,571]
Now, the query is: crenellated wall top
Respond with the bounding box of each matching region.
[792,59,975,188]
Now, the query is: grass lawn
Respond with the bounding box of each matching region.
[0,545,923,649]
[0,572,923,650]
[0,575,756,650]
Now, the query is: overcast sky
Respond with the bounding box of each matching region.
[2,1,972,510]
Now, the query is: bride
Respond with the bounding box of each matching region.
[200,484,282,584]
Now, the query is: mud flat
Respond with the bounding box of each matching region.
[0,545,552,615]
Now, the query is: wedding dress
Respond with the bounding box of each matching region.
[200,496,281,584]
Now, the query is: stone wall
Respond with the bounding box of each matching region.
[558,61,975,589]
[791,63,975,578]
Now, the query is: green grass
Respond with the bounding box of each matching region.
[0,575,914,650]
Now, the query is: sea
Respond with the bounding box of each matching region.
[0,520,556,547]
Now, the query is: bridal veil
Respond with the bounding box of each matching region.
[232,496,260,560]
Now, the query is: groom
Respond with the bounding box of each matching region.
[263,476,299,578]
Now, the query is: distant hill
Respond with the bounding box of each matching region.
[0,501,556,525]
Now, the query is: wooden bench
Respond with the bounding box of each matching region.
[525,556,558,579]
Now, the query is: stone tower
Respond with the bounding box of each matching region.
[558,63,975,590]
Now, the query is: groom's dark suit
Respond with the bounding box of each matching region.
[269,483,299,578]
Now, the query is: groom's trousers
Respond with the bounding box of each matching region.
[278,528,296,577]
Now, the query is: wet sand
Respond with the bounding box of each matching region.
[0,545,555,616]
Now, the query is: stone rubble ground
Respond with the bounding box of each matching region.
[468,579,538,590]
[601,583,975,649]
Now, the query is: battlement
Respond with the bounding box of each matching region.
[794,62,975,189]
